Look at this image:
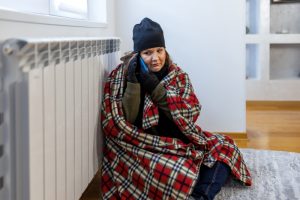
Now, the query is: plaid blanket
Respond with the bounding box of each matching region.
[101,64,252,200]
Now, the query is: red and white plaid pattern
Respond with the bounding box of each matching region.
[101,64,252,200]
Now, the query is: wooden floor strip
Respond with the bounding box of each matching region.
[247,101,300,110]
[219,132,248,140]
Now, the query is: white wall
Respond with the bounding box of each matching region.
[116,0,246,132]
[0,0,116,39]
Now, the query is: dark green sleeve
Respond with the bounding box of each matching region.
[122,82,141,123]
[151,83,173,120]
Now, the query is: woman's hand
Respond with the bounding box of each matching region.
[140,69,160,94]
[127,54,139,83]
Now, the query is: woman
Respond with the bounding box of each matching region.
[101,18,251,200]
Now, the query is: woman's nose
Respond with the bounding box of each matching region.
[151,52,158,61]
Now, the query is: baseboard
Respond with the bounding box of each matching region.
[247,101,300,110]
[219,132,248,140]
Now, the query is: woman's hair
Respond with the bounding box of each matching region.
[165,50,173,67]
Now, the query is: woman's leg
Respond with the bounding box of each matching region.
[190,161,231,200]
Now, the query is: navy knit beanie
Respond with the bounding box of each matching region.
[133,18,165,52]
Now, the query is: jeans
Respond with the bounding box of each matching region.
[190,161,231,200]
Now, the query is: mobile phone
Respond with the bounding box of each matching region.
[139,57,149,73]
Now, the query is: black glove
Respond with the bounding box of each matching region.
[140,69,160,94]
[127,55,138,83]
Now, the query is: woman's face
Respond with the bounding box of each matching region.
[140,47,166,72]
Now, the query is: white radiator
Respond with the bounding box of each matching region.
[0,37,120,200]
